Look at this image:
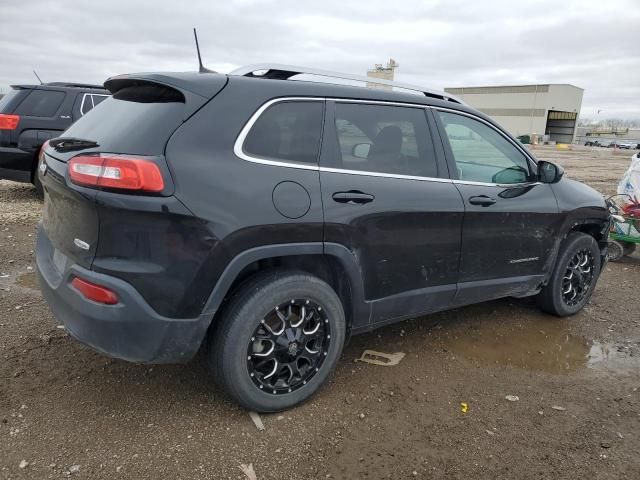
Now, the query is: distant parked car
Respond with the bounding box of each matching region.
[618,142,635,150]
[0,82,109,194]
[585,139,610,147]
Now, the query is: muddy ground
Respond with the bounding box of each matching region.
[1,145,639,479]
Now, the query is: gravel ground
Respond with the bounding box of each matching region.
[1,145,639,479]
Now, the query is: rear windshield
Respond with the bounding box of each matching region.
[14,89,65,117]
[0,89,23,112]
[62,85,185,155]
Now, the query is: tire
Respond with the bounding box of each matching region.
[622,241,636,257]
[607,240,624,262]
[32,171,44,198]
[208,270,346,412]
[32,156,44,198]
[537,232,601,317]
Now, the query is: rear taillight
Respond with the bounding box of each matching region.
[0,114,20,130]
[71,277,119,305]
[68,154,164,192]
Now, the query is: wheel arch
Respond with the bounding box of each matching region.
[202,243,369,334]
[542,217,609,286]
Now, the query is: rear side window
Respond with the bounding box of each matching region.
[62,85,185,155]
[14,90,65,117]
[92,95,108,107]
[80,94,110,115]
[334,103,437,177]
[243,101,324,164]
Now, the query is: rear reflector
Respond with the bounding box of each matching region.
[71,277,119,305]
[68,155,164,192]
[0,114,20,130]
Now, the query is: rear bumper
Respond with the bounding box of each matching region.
[0,146,33,182]
[36,224,212,363]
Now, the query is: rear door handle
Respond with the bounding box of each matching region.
[468,195,496,206]
[332,191,375,204]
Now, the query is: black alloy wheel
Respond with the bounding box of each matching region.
[561,249,595,306]
[208,270,345,412]
[537,232,601,317]
[247,299,331,395]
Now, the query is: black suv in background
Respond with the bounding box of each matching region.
[0,82,109,192]
[36,65,610,412]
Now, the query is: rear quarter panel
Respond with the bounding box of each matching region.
[163,80,324,314]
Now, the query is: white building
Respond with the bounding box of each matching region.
[444,84,583,143]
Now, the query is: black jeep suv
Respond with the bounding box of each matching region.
[0,82,109,192]
[36,65,610,412]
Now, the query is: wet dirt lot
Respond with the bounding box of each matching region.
[1,145,639,479]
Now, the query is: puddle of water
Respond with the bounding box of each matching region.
[439,319,638,374]
[15,272,38,290]
[587,342,639,373]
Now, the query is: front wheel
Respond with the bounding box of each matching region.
[208,270,346,412]
[537,232,601,316]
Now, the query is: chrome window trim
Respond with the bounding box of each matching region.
[233,97,541,187]
[452,179,542,188]
[330,97,433,109]
[319,166,452,183]
[80,93,91,116]
[233,96,324,171]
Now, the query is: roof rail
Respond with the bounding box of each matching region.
[44,82,106,90]
[229,64,463,104]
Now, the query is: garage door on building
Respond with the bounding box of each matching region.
[546,110,577,144]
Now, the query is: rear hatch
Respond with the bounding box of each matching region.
[40,73,228,271]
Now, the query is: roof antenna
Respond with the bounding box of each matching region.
[33,70,44,85]
[193,28,217,73]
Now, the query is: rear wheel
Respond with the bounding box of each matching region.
[537,232,601,316]
[208,270,345,412]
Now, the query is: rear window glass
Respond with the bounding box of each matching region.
[0,89,23,112]
[14,90,65,117]
[62,88,185,155]
[243,101,323,164]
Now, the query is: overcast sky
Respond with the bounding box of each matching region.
[1,0,638,119]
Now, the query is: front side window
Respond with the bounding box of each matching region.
[243,101,323,164]
[437,111,532,184]
[334,103,437,178]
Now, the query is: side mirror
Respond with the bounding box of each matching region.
[538,161,564,183]
[352,143,371,159]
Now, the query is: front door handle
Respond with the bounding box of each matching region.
[332,191,375,204]
[469,195,496,207]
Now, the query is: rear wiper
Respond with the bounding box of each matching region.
[50,137,99,152]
